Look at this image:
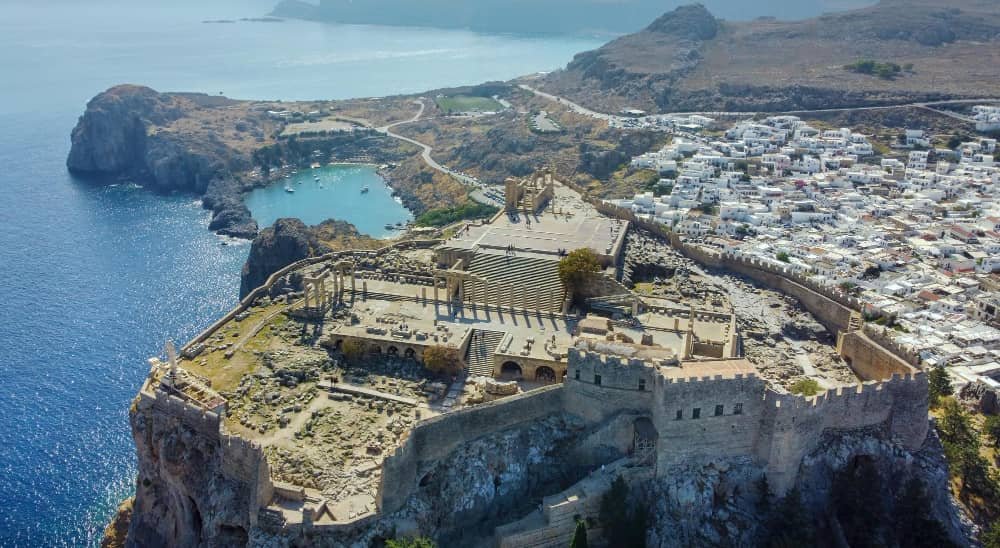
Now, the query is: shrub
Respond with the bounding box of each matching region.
[776,251,790,263]
[790,378,821,396]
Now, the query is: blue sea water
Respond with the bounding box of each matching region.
[0,1,601,545]
[245,165,412,236]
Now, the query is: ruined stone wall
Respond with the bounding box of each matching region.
[130,385,273,546]
[839,331,917,381]
[378,385,566,514]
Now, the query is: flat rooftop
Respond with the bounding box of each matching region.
[443,184,628,259]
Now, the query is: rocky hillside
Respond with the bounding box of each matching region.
[67,85,271,238]
[239,218,379,298]
[539,0,1000,113]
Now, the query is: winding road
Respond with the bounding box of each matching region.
[518,83,1000,126]
[377,99,501,206]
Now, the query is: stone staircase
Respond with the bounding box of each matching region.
[848,311,864,332]
[465,329,506,377]
[464,253,565,312]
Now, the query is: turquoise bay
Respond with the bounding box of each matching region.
[245,165,412,237]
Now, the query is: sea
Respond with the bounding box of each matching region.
[0,1,601,545]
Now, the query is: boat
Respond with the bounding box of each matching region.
[284,186,295,193]
[360,185,370,193]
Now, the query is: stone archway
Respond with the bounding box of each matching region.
[632,417,658,465]
[500,361,523,380]
[370,346,383,356]
[387,346,399,357]
[404,348,416,360]
[535,366,557,384]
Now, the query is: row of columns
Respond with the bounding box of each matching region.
[302,266,358,310]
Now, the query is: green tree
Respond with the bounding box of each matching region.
[938,399,994,496]
[984,414,1000,448]
[558,248,601,295]
[894,477,956,548]
[598,475,647,547]
[422,345,463,377]
[569,520,588,548]
[982,521,1000,548]
[764,487,815,548]
[776,251,790,263]
[928,365,954,407]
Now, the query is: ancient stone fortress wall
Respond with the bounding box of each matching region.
[652,370,768,468]
[134,377,274,532]
[562,349,658,422]
[756,370,929,493]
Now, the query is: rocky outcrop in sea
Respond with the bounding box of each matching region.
[68,85,260,238]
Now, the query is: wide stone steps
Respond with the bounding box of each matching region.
[465,329,506,377]
[464,254,565,312]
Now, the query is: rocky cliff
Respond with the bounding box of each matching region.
[68,85,261,238]
[239,218,379,298]
[641,429,972,547]
[127,398,263,548]
[540,0,1000,113]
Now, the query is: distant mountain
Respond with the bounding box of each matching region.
[536,0,1000,113]
[272,0,875,36]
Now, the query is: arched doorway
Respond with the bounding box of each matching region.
[369,346,383,356]
[387,346,399,357]
[500,361,523,380]
[632,417,658,465]
[404,348,416,360]
[535,366,557,384]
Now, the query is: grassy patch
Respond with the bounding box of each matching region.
[434,95,504,114]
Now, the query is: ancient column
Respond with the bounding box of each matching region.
[433,277,440,302]
[303,282,312,308]
[165,340,179,387]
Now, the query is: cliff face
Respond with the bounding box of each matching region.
[127,400,260,548]
[68,85,259,238]
[642,429,971,547]
[240,218,329,298]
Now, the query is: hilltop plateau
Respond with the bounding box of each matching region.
[537,0,1000,113]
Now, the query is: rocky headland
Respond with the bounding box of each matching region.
[239,218,379,298]
[67,86,428,241]
[538,0,1000,113]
